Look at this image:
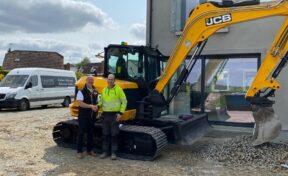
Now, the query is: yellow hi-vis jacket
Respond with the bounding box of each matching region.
[98,85,127,114]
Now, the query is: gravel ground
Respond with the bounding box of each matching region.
[0,107,288,176]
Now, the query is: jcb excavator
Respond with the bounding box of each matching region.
[53,0,288,160]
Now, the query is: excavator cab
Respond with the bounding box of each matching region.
[104,44,165,90]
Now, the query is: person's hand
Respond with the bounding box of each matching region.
[90,105,98,112]
[116,113,122,122]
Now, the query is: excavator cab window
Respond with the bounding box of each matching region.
[105,45,165,85]
[105,46,148,82]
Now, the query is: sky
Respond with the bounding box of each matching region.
[0,0,147,65]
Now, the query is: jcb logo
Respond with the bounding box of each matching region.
[205,14,232,26]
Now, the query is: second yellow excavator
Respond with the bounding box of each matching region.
[53,0,288,160]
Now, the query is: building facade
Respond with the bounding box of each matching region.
[147,0,288,142]
[80,61,105,75]
[2,50,64,70]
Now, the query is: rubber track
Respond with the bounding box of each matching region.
[118,125,168,160]
[52,120,168,161]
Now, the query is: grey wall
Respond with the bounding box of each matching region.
[147,0,288,134]
[147,0,285,57]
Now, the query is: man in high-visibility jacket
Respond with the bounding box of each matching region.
[98,74,127,160]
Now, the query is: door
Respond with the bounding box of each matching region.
[25,75,41,107]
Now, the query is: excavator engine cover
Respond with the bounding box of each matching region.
[252,106,281,146]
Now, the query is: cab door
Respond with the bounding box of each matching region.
[25,75,41,107]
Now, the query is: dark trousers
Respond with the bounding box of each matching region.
[101,114,120,153]
[77,117,95,153]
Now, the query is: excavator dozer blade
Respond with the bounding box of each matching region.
[157,113,211,145]
[252,106,281,146]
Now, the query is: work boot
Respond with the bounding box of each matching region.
[99,152,107,159]
[111,153,117,160]
[87,151,97,157]
[76,152,84,159]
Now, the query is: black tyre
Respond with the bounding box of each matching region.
[62,97,71,107]
[18,99,29,111]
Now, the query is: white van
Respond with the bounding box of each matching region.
[0,68,76,110]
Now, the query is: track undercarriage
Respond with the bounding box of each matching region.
[52,113,209,160]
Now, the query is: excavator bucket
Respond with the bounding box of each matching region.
[252,106,281,146]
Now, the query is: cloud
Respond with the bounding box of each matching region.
[0,0,117,33]
[89,42,101,50]
[130,22,146,39]
[130,40,146,45]
[0,38,103,65]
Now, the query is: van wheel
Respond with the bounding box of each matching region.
[62,97,71,107]
[18,99,29,111]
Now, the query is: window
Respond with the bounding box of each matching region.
[168,58,202,115]
[146,56,159,82]
[204,56,258,123]
[167,55,259,125]
[0,75,29,88]
[41,76,55,88]
[205,58,257,93]
[106,47,144,80]
[41,76,75,88]
[127,52,139,78]
[57,77,76,87]
[27,75,38,87]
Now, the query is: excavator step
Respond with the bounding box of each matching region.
[52,120,168,161]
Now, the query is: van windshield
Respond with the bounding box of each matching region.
[0,75,29,88]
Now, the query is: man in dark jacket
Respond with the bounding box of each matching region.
[76,76,98,159]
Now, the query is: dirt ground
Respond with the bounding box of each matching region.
[0,107,287,176]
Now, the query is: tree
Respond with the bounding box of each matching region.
[76,57,91,70]
[75,71,84,80]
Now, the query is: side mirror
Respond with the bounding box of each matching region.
[25,82,32,89]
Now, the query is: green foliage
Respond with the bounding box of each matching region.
[0,74,4,81]
[0,67,8,78]
[75,71,84,80]
[76,57,91,70]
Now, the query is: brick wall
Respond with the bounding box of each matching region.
[2,50,64,70]
[81,61,104,75]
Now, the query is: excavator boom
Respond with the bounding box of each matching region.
[155,0,288,92]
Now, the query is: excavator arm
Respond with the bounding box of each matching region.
[155,0,288,93]
[246,18,288,101]
[147,0,288,145]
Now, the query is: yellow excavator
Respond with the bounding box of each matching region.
[53,0,288,160]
